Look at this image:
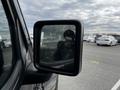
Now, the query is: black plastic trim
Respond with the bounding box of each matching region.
[1,0,24,89]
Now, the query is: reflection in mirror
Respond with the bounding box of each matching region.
[39,25,76,72]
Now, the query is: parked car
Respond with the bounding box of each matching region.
[87,36,95,43]
[112,35,120,44]
[83,36,88,41]
[0,35,2,42]
[3,39,11,48]
[0,36,4,48]
[96,35,118,46]
[94,34,102,43]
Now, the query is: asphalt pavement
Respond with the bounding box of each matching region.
[58,42,120,90]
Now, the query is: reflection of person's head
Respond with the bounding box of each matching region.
[63,30,75,41]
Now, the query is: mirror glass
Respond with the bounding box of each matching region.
[39,25,76,72]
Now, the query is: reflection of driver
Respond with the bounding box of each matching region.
[54,29,75,61]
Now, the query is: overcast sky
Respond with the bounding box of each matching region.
[19,0,120,33]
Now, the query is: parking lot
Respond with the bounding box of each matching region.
[3,41,120,90]
[58,42,120,90]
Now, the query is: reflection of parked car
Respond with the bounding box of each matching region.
[3,39,11,48]
[0,35,2,42]
[0,36,4,48]
[0,35,11,48]
[0,41,5,48]
[96,35,117,46]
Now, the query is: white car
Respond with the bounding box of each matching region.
[0,35,2,42]
[3,39,11,48]
[83,36,88,41]
[87,36,95,43]
[96,35,117,46]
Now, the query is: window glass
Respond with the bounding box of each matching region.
[19,0,120,90]
[0,1,12,86]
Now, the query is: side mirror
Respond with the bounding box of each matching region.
[34,20,83,76]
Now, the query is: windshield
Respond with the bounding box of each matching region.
[18,0,120,90]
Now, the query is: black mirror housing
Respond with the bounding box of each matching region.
[34,20,83,76]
